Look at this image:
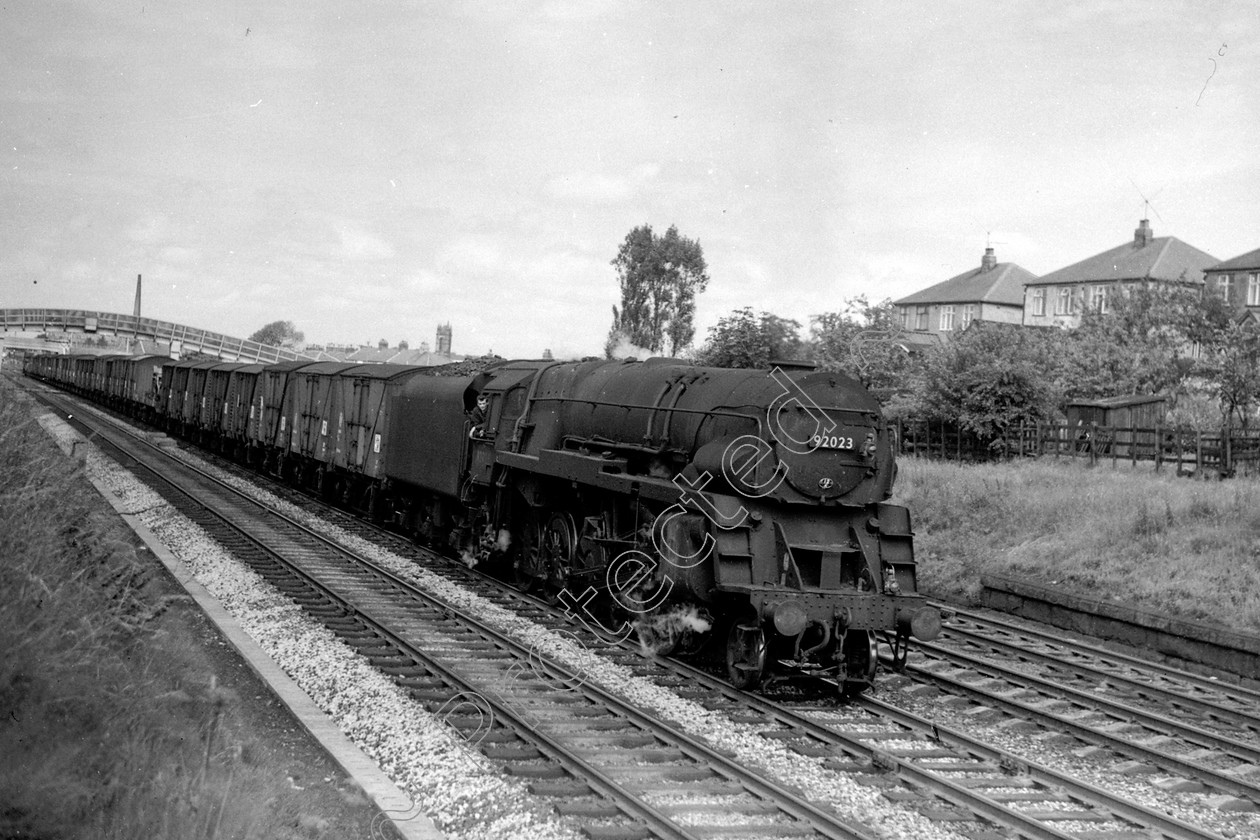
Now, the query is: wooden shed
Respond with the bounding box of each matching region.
[1064,395,1168,430]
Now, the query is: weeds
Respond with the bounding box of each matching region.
[894,455,1260,633]
[0,379,350,839]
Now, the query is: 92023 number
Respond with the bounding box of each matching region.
[811,434,854,450]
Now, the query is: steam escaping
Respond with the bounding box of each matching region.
[633,604,713,656]
[462,528,512,568]
[607,336,656,361]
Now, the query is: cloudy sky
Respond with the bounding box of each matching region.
[2,1,1257,358]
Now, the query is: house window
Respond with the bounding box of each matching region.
[939,305,954,331]
[961,304,975,328]
[1249,274,1260,307]
[1219,274,1233,302]
[915,306,928,330]
[1031,288,1046,316]
[1089,285,1108,313]
[1055,286,1072,315]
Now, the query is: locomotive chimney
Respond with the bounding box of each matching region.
[1134,218,1153,247]
[980,247,997,272]
[133,274,142,318]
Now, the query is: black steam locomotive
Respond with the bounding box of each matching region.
[25,352,940,693]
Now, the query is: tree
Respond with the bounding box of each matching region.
[808,296,922,399]
[607,224,710,357]
[1201,318,1260,429]
[248,320,305,348]
[1063,281,1231,401]
[918,322,1062,441]
[695,308,802,369]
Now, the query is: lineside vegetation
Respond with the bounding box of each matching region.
[0,377,384,839]
[893,456,1260,634]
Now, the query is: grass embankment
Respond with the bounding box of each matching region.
[892,456,1260,635]
[0,380,381,839]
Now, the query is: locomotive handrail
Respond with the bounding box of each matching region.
[527,394,767,436]
[509,360,563,453]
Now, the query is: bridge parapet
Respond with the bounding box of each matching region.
[1,308,320,362]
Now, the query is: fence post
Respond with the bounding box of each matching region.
[1196,430,1203,475]
[1131,423,1137,467]
[1223,424,1232,476]
[1089,421,1098,466]
[1156,423,1163,472]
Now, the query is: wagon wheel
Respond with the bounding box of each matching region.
[725,621,767,690]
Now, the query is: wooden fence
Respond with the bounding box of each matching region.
[893,419,1260,477]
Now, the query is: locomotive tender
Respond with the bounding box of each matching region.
[25,352,940,694]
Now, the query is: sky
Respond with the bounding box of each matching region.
[2,1,1257,359]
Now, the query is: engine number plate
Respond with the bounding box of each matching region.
[810,430,861,450]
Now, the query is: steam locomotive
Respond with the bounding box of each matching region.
[24,351,940,694]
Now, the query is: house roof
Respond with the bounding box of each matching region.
[1065,394,1167,409]
[1206,246,1260,273]
[344,346,455,365]
[1028,221,1218,287]
[894,256,1036,307]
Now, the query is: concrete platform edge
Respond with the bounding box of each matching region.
[981,573,1260,689]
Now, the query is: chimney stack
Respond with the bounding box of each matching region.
[133,274,142,317]
[980,247,997,272]
[1134,218,1153,247]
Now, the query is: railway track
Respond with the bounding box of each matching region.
[36,389,878,840]
[31,385,1260,840]
[883,609,1260,807]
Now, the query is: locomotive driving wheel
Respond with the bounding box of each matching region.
[725,620,767,690]
[516,510,577,599]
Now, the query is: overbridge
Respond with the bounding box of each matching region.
[1,308,324,362]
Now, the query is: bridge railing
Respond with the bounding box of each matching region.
[1,308,316,363]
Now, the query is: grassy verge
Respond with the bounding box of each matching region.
[892,455,1260,634]
[0,378,388,840]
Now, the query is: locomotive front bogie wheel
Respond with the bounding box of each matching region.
[840,629,879,696]
[726,621,768,690]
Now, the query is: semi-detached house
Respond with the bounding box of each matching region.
[1022,219,1219,328]
[893,247,1035,338]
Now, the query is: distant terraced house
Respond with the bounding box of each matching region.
[893,247,1035,339]
[1022,218,1219,328]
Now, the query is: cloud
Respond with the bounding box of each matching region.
[543,163,660,204]
[335,225,395,260]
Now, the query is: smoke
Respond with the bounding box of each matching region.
[607,336,656,361]
[495,528,512,552]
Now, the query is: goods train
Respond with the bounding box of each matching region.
[24,351,941,694]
